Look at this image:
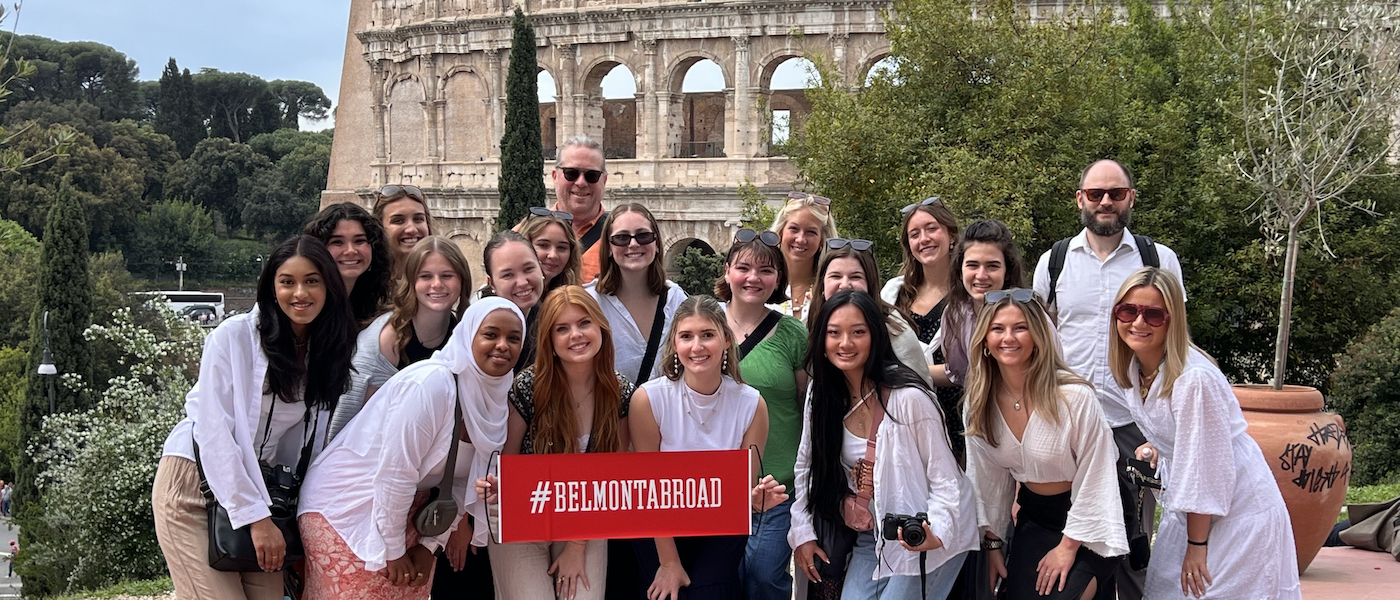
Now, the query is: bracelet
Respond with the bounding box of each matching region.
[981,538,1005,551]
[1187,538,1208,546]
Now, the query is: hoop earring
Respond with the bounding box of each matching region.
[722,350,730,373]
[983,347,991,358]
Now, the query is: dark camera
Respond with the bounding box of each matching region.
[261,464,302,518]
[881,512,929,546]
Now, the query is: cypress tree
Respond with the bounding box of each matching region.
[15,178,95,595]
[154,58,206,158]
[497,6,544,231]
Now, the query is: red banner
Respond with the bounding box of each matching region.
[496,450,751,543]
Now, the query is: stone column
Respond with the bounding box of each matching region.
[485,48,503,158]
[422,57,442,161]
[730,35,752,158]
[640,39,659,159]
[830,33,849,81]
[557,44,577,142]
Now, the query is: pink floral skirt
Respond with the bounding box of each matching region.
[299,510,435,600]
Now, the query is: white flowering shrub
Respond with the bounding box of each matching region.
[23,302,204,593]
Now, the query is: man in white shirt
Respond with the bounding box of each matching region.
[1033,159,1184,600]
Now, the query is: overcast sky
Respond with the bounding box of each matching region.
[14,0,823,127]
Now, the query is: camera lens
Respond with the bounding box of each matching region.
[902,520,926,546]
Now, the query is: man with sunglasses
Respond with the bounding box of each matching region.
[550,135,610,283]
[1032,159,1184,600]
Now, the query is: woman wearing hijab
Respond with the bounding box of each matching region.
[297,297,526,600]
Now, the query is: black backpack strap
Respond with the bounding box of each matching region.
[636,290,670,383]
[580,211,608,251]
[1046,237,1072,308]
[737,310,781,360]
[1134,234,1160,268]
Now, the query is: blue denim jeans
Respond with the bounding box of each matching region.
[841,530,966,600]
[741,497,793,600]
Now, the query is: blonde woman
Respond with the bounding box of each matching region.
[768,192,839,321]
[963,289,1125,599]
[1108,268,1300,599]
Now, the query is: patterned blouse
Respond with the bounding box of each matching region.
[508,365,636,455]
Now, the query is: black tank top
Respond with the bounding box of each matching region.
[400,319,456,368]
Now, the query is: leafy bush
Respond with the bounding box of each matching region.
[1330,307,1400,485]
[672,246,725,297]
[19,303,202,593]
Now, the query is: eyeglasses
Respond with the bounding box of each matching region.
[1113,303,1170,327]
[901,196,944,215]
[787,191,831,208]
[560,168,604,184]
[1080,188,1132,203]
[826,238,873,251]
[984,288,1038,304]
[608,230,657,247]
[735,228,779,246]
[378,185,425,201]
[529,207,573,221]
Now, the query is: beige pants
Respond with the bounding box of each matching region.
[152,456,283,600]
[489,538,608,600]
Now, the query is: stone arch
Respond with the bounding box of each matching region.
[666,52,733,95]
[581,58,640,159]
[668,54,730,158]
[664,236,717,271]
[449,232,487,293]
[855,47,895,84]
[386,76,426,163]
[758,55,820,156]
[441,67,491,162]
[756,50,815,90]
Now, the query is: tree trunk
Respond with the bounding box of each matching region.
[1272,219,1302,390]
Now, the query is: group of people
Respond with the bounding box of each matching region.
[151,139,1303,600]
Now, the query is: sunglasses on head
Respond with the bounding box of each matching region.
[901,196,944,215]
[560,167,604,184]
[1080,188,1132,203]
[529,207,574,221]
[1113,303,1170,327]
[787,191,831,208]
[378,185,425,201]
[735,228,779,247]
[826,238,873,251]
[609,230,657,247]
[984,288,1038,304]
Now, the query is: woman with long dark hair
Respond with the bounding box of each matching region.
[789,290,975,600]
[297,297,526,600]
[153,235,357,599]
[486,286,634,600]
[1109,269,1299,599]
[519,208,583,293]
[304,202,393,325]
[939,219,1028,388]
[372,185,436,260]
[963,290,1125,599]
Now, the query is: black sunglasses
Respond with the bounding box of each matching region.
[984,288,1038,304]
[529,207,574,221]
[1081,188,1132,203]
[736,228,779,246]
[560,168,604,184]
[378,185,425,201]
[826,238,873,251]
[901,196,944,215]
[609,230,657,247]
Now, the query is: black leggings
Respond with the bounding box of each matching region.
[634,535,747,600]
[1003,487,1121,600]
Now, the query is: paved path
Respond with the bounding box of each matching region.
[1302,546,1397,599]
[0,518,18,599]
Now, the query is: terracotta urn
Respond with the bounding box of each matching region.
[1233,384,1351,573]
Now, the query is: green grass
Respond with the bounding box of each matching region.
[49,577,172,600]
[1346,483,1400,505]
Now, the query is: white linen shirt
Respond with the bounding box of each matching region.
[963,382,1128,558]
[160,310,332,530]
[587,282,687,384]
[789,386,978,579]
[1033,228,1183,427]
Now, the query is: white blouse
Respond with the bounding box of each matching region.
[790,386,978,580]
[642,376,759,452]
[161,310,332,530]
[964,382,1128,558]
[587,283,687,384]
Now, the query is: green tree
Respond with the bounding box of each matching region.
[0,346,25,482]
[269,79,332,130]
[737,179,777,230]
[497,6,544,230]
[164,137,275,231]
[130,200,218,278]
[239,169,319,240]
[1331,307,1400,485]
[0,34,140,121]
[15,178,95,597]
[0,219,39,347]
[248,128,334,199]
[154,59,206,157]
[672,246,725,297]
[193,69,269,143]
[106,120,180,202]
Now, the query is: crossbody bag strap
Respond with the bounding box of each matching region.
[635,291,670,383]
[435,375,465,492]
[580,211,608,250]
[736,310,781,360]
[293,400,317,481]
[855,388,888,502]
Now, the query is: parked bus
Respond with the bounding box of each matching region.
[133,291,226,323]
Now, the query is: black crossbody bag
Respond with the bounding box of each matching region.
[195,399,317,572]
[414,375,464,537]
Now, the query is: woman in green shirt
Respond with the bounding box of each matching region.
[715,228,809,600]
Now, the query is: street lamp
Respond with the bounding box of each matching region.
[36,310,57,414]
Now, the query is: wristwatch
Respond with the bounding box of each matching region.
[981,538,1005,551]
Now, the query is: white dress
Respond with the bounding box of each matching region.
[1127,350,1301,599]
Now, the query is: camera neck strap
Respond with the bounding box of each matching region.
[193,396,317,504]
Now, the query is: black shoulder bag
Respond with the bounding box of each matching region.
[635,291,670,384]
[413,375,464,537]
[196,399,316,572]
